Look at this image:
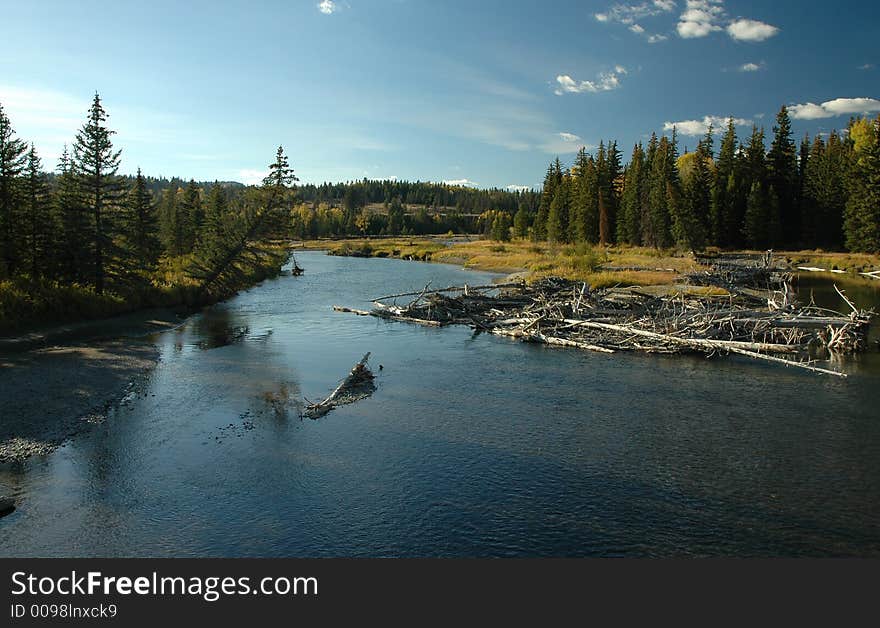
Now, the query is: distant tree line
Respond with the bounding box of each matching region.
[290,179,538,239]
[518,106,880,252]
[0,95,293,307]
[298,179,538,214]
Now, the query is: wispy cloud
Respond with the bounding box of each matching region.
[0,84,184,166]
[789,98,880,120]
[238,168,267,185]
[663,115,751,136]
[595,2,675,42]
[738,61,763,72]
[595,1,677,25]
[540,132,590,155]
[317,0,337,15]
[727,19,779,42]
[858,63,874,71]
[554,67,627,95]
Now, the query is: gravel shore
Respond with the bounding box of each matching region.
[0,309,183,464]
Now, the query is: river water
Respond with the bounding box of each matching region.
[1,251,879,557]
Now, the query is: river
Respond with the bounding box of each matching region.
[1,250,879,557]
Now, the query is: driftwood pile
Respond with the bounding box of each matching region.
[334,254,873,377]
[304,353,377,418]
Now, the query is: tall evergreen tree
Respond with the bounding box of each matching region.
[546,176,568,243]
[0,102,28,277]
[618,143,645,245]
[22,145,53,278]
[644,134,676,248]
[767,106,799,246]
[711,118,738,247]
[159,185,184,256]
[535,159,561,240]
[122,168,160,274]
[55,145,92,284]
[513,202,530,238]
[843,117,880,252]
[72,93,122,294]
[180,179,202,253]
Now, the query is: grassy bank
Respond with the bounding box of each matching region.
[0,243,290,336]
[300,237,880,290]
[303,237,698,288]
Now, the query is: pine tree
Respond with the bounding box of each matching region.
[159,185,184,256]
[598,189,610,246]
[180,180,202,253]
[843,117,880,252]
[535,159,561,240]
[72,93,123,294]
[122,168,160,274]
[22,145,52,278]
[55,145,92,284]
[387,196,404,235]
[618,144,644,245]
[800,135,824,247]
[573,151,598,243]
[767,106,799,246]
[711,118,738,247]
[513,202,530,238]
[644,135,673,248]
[0,102,28,277]
[546,184,567,243]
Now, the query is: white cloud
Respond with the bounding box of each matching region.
[727,18,779,42]
[554,67,626,95]
[674,2,778,42]
[663,115,751,136]
[677,0,725,38]
[238,169,268,185]
[858,63,874,71]
[317,0,337,15]
[506,184,532,192]
[647,33,668,43]
[789,98,880,120]
[629,23,645,33]
[739,62,763,72]
[443,178,479,187]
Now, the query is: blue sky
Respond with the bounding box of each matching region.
[0,0,877,190]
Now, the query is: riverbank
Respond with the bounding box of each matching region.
[0,243,290,337]
[0,338,160,463]
[298,237,880,289]
[0,247,291,464]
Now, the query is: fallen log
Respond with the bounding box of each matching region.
[563,319,844,376]
[305,353,377,418]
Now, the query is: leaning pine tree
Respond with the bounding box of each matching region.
[191,146,297,299]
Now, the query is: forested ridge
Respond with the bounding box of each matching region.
[517,107,880,253]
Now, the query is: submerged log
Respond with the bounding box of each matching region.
[305,353,377,418]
